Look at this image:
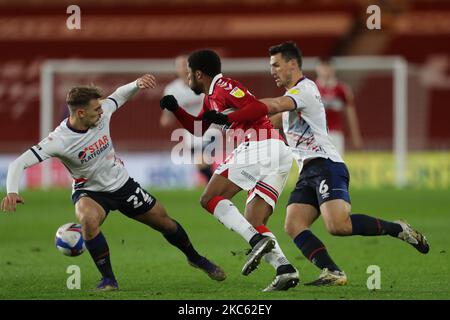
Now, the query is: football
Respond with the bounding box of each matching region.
[55,223,86,257]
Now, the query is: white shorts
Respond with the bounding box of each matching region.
[214,139,293,209]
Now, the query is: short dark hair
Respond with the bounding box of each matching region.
[269,41,302,69]
[188,50,222,78]
[66,86,102,111]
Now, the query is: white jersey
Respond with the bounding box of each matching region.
[6,81,139,194]
[164,78,205,149]
[282,77,344,166]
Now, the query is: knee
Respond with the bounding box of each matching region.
[77,214,100,240]
[200,193,213,210]
[284,220,309,239]
[76,207,101,235]
[159,218,178,234]
[246,215,264,228]
[77,213,98,230]
[284,223,297,238]
[325,218,352,236]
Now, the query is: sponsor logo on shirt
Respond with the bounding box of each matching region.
[288,88,300,95]
[77,135,110,164]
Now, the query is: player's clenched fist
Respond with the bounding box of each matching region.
[160,95,179,112]
[1,193,24,212]
[137,74,157,89]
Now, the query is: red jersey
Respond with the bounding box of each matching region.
[200,74,283,142]
[315,81,348,132]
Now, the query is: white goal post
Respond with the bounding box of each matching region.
[40,56,408,188]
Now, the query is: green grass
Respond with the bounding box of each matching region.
[0,188,449,300]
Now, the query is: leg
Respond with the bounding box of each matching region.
[131,200,226,281]
[244,195,272,227]
[284,203,319,239]
[287,203,342,273]
[245,196,295,271]
[199,173,262,244]
[75,196,118,291]
[285,165,347,286]
[320,199,429,253]
[320,199,353,236]
[312,158,402,238]
[75,196,106,241]
[200,173,242,207]
[131,200,177,233]
[245,195,299,291]
[320,198,403,237]
[239,142,297,283]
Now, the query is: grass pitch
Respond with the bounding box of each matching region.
[0,187,449,300]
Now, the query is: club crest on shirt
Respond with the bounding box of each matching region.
[97,119,105,130]
[230,87,245,98]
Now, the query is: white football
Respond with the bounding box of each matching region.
[55,222,86,257]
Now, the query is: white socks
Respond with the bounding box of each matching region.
[209,197,292,271]
[212,199,258,242]
[260,230,290,270]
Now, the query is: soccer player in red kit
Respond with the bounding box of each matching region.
[160,50,299,291]
[315,58,363,155]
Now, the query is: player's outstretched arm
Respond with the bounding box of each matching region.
[1,149,41,212]
[260,96,296,114]
[205,100,269,125]
[108,74,157,108]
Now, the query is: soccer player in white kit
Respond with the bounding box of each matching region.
[1,74,225,291]
[260,41,429,285]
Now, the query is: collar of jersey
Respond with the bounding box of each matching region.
[294,76,306,86]
[66,119,89,134]
[208,73,223,95]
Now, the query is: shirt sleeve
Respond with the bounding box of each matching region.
[163,84,174,96]
[285,86,318,112]
[173,102,211,136]
[222,84,256,110]
[6,136,63,194]
[29,135,64,162]
[103,80,140,114]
